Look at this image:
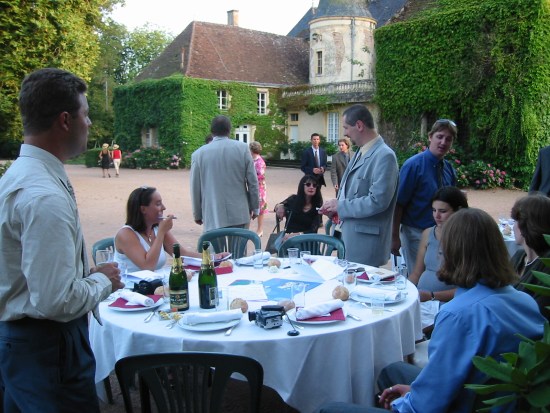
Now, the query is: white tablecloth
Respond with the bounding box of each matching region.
[90,260,422,413]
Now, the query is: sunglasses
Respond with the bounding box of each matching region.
[435,119,457,127]
[304,182,318,188]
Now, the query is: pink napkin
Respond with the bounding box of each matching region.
[109,294,162,309]
[297,307,346,322]
[357,272,395,282]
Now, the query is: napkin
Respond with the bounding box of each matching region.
[357,272,396,282]
[354,286,402,301]
[235,252,271,266]
[180,309,243,325]
[119,290,155,307]
[295,299,344,320]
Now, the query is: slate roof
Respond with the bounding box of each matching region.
[287,0,411,38]
[136,21,309,87]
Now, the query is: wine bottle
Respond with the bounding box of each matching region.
[169,243,189,311]
[198,241,218,309]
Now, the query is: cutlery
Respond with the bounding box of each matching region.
[359,302,394,312]
[225,326,235,336]
[165,319,178,329]
[347,313,361,321]
[144,310,156,323]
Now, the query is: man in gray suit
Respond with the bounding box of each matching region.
[190,115,259,232]
[320,105,399,266]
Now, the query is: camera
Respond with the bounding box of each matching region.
[248,305,285,329]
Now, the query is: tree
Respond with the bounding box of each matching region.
[0,0,121,157]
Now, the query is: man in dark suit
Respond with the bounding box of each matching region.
[301,132,327,186]
[530,145,550,195]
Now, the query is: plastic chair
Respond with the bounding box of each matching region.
[278,234,346,258]
[92,237,114,265]
[197,228,261,259]
[115,352,264,413]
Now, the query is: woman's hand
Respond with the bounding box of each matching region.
[215,252,231,260]
[158,214,175,234]
[275,204,286,220]
[378,384,410,410]
[419,290,432,302]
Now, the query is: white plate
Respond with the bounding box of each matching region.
[357,278,395,285]
[349,291,406,305]
[108,297,164,312]
[177,318,240,332]
[287,308,347,324]
[234,258,270,267]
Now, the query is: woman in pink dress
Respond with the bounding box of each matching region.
[250,141,267,237]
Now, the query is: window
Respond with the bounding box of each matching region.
[142,127,159,148]
[217,90,229,110]
[316,51,323,75]
[290,113,299,122]
[327,113,339,143]
[257,91,267,115]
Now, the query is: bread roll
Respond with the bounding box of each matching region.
[230,298,249,313]
[332,285,350,301]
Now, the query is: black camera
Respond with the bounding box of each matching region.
[133,279,163,295]
[248,305,285,329]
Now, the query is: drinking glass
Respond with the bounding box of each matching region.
[300,251,312,265]
[288,248,299,266]
[395,275,407,291]
[343,270,357,293]
[371,293,385,315]
[253,249,264,270]
[291,282,306,308]
[217,287,229,311]
[95,249,113,267]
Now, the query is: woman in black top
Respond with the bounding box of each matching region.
[274,174,323,239]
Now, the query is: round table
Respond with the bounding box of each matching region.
[90,260,422,412]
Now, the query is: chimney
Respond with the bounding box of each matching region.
[227,10,239,26]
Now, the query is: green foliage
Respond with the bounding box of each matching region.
[375,0,550,189]
[122,147,181,169]
[278,135,337,159]
[466,236,550,412]
[0,0,120,153]
[0,161,13,177]
[113,76,286,167]
[85,148,102,168]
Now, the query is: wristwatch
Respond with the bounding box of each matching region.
[430,291,436,301]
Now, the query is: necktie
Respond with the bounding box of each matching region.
[314,150,320,168]
[67,179,102,324]
[436,161,444,188]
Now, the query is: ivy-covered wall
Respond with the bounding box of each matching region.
[113,75,287,167]
[375,0,550,187]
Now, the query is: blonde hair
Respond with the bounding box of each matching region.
[249,141,262,154]
[338,137,351,149]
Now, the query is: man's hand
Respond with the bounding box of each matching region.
[250,210,259,220]
[391,236,402,256]
[92,262,123,292]
[378,384,410,410]
[313,167,324,175]
[319,199,338,216]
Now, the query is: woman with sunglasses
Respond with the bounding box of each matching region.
[114,186,227,273]
[274,175,323,239]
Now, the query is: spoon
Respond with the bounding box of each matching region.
[225,326,235,336]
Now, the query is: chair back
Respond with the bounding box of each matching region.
[278,234,345,258]
[115,352,264,413]
[92,237,115,265]
[197,228,261,259]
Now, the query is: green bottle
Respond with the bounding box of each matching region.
[169,244,189,311]
[198,241,218,309]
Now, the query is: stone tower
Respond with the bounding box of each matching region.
[309,0,376,85]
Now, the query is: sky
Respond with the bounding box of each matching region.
[109,0,319,36]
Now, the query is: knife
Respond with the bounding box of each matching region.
[144,310,156,323]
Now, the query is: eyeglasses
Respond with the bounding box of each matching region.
[304,182,318,188]
[435,119,457,127]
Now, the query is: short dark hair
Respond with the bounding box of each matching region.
[210,115,231,136]
[511,194,550,255]
[432,186,468,211]
[438,208,517,288]
[343,104,375,129]
[125,186,157,233]
[311,133,320,140]
[19,68,87,135]
[429,119,457,140]
[205,134,213,144]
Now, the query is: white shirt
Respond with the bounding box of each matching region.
[114,225,167,273]
[0,144,111,322]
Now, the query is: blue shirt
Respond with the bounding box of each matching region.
[397,150,456,229]
[392,283,545,413]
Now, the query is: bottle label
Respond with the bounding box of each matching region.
[208,287,218,307]
[170,289,189,310]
